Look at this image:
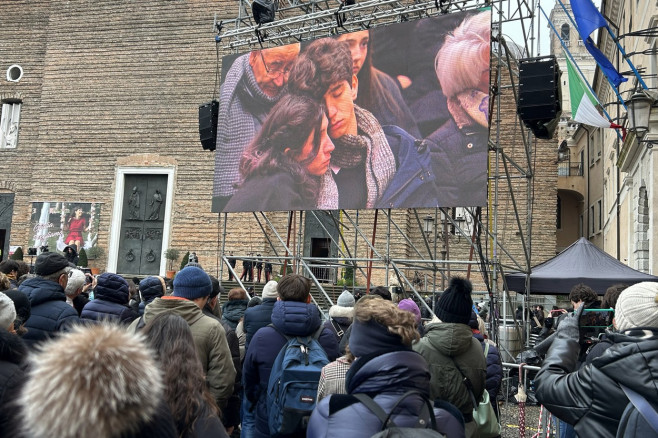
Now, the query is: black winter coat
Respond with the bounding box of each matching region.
[243,297,276,350]
[0,330,28,438]
[472,333,503,404]
[535,327,658,438]
[19,277,80,348]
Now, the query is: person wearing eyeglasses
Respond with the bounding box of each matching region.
[213,43,301,212]
[17,252,80,349]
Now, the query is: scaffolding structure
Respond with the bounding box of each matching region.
[211,0,549,361]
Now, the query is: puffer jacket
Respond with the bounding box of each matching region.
[129,296,236,410]
[323,305,353,344]
[81,273,138,324]
[221,299,248,330]
[307,350,465,438]
[535,327,658,438]
[242,300,339,438]
[0,330,28,437]
[472,332,503,403]
[19,277,80,348]
[243,297,276,350]
[413,322,487,420]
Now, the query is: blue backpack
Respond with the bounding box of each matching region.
[266,324,329,437]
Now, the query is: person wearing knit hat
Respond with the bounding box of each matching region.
[128,265,236,411]
[323,290,356,345]
[0,292,17,332]
[308,295,465,437]
[414,277,486,435]
[614,281,658,332]
[243,280,278,353]
[18,253,79,349]
[535,281,658,437]
[261,280,278,299]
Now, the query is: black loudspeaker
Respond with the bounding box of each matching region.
[199,100,219,151]
[252,0,278,25]
[518,56,562,140]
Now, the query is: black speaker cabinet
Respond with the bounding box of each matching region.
[518,56,562,139]
[199,100,219,151]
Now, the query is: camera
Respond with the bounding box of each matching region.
[85,275,94,284]
[39,245,49,253]
[27,247,37,256]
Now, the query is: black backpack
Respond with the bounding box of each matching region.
[329,390,446,438]
[616,384,658,437]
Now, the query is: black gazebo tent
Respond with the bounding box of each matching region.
[504,237,658,295]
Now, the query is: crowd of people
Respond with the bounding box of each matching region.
[1,251,657,437]
[212,10,490,212]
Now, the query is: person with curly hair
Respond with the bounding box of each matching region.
[143,313,229,438]
[308,295,465,438]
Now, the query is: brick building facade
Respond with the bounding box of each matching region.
[0,1,557,293]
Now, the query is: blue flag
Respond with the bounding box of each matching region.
[571,0,627,87]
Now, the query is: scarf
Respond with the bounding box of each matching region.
[316,171,339,210]
[330,106,396,208]
[213,54,282,198]
[447,89,489,130]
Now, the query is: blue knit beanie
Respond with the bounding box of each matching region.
[173,266,212,300]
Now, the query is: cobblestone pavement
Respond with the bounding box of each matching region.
[499,402,558,438]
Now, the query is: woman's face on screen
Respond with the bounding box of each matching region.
[296,115,335,176]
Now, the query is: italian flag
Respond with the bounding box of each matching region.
[566,53,622,130]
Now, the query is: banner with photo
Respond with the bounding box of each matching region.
[211,9,491,213]
[30,202,101,253]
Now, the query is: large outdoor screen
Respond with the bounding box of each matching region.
[212,9,491,213]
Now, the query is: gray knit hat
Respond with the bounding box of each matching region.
[615,282,658,332]
[337,290,355,308]
[0,292,17,330]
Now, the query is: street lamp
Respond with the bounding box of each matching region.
[626,92,653,138]
[423,215,435,236]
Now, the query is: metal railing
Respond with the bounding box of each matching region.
[557,161,583,176]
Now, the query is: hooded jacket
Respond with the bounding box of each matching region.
[19,276,80,348]
[0,330,28,437]
[323,305,354,344]
[242,300,339,438]
[535,327,658,438]
[307,350,465,438]
[129,297,236,409]
[243,297,277,350]
[221,299,249,330]
[81,273,139,324]
[413,322,487,419]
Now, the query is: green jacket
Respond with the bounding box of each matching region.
[413,322,487,417]
[129,296,236,408]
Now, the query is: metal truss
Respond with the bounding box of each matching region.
[214,0,532,51]
[212,0,542,360]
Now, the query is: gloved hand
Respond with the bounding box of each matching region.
[555,305,585,340]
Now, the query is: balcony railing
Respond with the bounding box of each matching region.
[558,161,583,176]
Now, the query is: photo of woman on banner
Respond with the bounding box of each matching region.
[65,205,90,250]
[425,11,490,207]
[223,94,337,212]
[336,30,421,138]
[287,38,396,210]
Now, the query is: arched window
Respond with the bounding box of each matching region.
[561,24,570,44]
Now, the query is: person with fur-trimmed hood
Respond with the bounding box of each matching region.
[18,253,80,349]
[324,290,355,344]
[128,266,236,410]
[18,323,177,438]
[414,277,487,438]
[81,272,139,324]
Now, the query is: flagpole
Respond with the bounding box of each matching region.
[554,0,648,91]
[539,5,624,140]
[539,4,624,117]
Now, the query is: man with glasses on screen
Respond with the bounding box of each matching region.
[213,43,301,211]
[18,252,80,349]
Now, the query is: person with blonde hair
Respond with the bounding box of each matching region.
[308,295,465,438]
[426,10,490,206]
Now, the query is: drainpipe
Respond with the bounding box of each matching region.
[583,126,590,240]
